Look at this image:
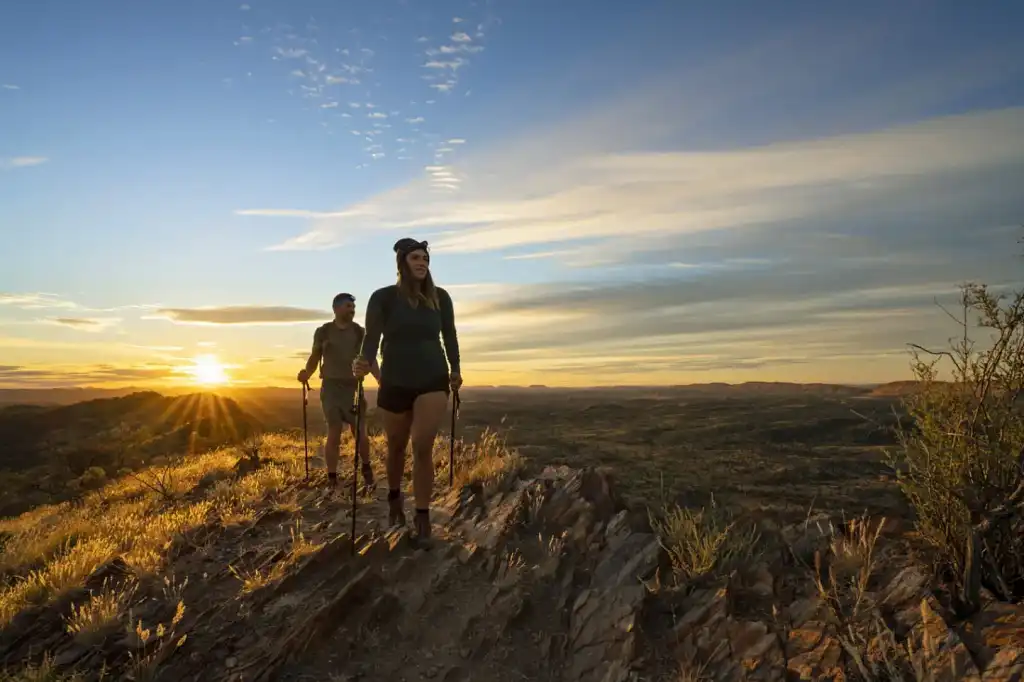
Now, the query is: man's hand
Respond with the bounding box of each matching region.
[450,372,463,392]
[352,356,371,380]
[297,368,311,384]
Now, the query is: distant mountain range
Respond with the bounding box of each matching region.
[0,390,262,517]
[0,380,920,408]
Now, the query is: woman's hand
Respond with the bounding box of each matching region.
[450,372,463,392]
[352,356,371,380]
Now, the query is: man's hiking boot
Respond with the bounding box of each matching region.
[388,492,406,527]
[360,461,375,491]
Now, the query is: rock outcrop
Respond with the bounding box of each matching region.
[1,463,1022,682]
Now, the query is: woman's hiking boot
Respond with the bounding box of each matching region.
[413,509,432,547]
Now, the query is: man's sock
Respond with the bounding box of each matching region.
[327,472,338,485]
[415,508,429,516]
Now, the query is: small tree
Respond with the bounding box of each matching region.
[889,281,1024,612]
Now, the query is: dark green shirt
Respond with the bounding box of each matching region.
[360,285,460,389]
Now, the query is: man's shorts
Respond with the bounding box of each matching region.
[320,379,367,429]
[376,375,450,414]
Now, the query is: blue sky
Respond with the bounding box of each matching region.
[2,0,1024,388]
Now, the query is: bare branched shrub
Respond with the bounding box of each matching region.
[127,466,180,503]
[649,496,761,584]
[240,432,264,464]
[886,281,1024,610]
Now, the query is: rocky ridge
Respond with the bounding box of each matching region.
[1,462,1022,681]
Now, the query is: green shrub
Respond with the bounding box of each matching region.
[888,281,1024,612]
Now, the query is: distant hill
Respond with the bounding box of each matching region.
[865,381,960,397]
[0,391,262,517]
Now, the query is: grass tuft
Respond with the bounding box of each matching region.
[649,496,761,584]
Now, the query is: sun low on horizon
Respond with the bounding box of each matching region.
[0,1,1022,391]
[187,354,231,387]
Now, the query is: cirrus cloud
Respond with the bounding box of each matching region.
[2,156,48,169]
[150,305,327,325]
[46,317,121,332]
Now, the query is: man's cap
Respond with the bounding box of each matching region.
[332,292,356,306]
[393,237,429,255]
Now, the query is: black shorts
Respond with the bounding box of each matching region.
[376,375,450,413]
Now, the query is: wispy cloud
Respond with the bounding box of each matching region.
[1,156,48,169]
[1,84,19,90]
[0,293,78,310]
[149,305,326,325]
[0,363,183,388]
[274,46,308,59]
[46,317,121,332]
[414,17,490,160]
[449,269,1019,384]
[258,105,1024,255]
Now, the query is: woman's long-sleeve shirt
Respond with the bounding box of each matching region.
[360,284,461,388]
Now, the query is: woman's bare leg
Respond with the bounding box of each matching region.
[409,391,449,511]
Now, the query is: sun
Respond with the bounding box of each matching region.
[189,354,229,386]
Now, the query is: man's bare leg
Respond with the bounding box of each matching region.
[324,421,344,488]
[349,418,374,487]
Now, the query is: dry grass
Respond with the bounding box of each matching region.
[447,428,523,490]
[0,438,308,628]
[813,515,886,624]
[0,654,89,681]
[0,427,524,631]
[63,577,138,642]
[125,599,187,682]
[228,520,324,596]
[805,515,945,681]
[649,496,762,584]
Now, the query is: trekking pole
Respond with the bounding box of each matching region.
[351,379,364,556]
[449,389,460,487]
[302,380,310,480]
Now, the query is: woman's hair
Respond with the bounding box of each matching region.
[394,239,440,309]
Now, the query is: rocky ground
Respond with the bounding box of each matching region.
[1,456,1022,681]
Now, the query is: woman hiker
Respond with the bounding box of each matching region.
[352,237,462,543]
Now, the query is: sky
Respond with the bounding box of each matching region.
[2,0,1024,389]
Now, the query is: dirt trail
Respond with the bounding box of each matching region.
[123,460,646,682]
[0,458,652,682]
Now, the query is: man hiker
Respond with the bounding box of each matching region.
[297,292,374,491]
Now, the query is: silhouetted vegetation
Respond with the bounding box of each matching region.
[0,392,261,517]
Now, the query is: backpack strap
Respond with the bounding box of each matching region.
[313,322,331,378]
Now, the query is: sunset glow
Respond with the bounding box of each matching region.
[0,2,1021,390]
[188,355,230,386]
